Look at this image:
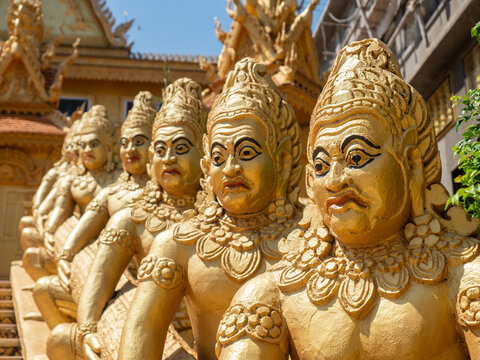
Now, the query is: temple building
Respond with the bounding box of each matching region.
[313,0,480,195]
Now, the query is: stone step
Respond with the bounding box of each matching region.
[0,288,12,300]
[0,338,20,347]
[0,310,16,324]
[0,300,14,309]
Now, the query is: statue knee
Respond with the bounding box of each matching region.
[20,227,42,251]
[19,216,34,232]
[22,248,49,281]
[47,323,78,360]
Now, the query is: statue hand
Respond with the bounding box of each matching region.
[58,259,71,292]
[83,333,101,360]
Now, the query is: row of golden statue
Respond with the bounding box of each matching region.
[18,39,480,359]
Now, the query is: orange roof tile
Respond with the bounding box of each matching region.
[0,115,64,136]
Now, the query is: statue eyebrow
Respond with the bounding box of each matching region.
[341,135,380,152]
[312,147,329,161]
[211,141,227,152]
[234,137,261,152]
[173,137,193,146]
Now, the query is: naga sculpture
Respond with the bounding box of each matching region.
[22,104,120,281]
[118,57,302,360]
[216,39,480,359]
[48,78,208,360]
[32,91,157,329]
[19,118,82,251]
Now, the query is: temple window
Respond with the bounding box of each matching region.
[426,76,454,138]
[58,97,90,116]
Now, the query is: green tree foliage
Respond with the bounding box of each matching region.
[447,22,480,218]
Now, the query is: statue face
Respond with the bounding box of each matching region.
[120,126,150,175]
[311,116,410,246]
[152,125,202,195]
[209,117,276,215]
[79,132,109,171]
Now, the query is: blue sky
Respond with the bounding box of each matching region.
[105,0,326,57]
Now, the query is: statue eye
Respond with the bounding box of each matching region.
[120,138,128,148]
[238,146,260,161]
[155,146,166,157]
[313,158,329,177]
[212,151,225,166]
[347,149,378,168]
[90,140,100,148]
[133,136,146,146]
[175,143,190,155]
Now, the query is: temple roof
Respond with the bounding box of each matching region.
[0,114,64,136]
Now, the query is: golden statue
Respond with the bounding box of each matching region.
[22,104,120,281]
[118,57,303,359]
[19,115,82,251]
[216,39,480,359]
[47,78,208,360]
[32,91,157,329]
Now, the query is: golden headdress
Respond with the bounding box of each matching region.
[308,39,440,185]
[121,91,156,134]
[209,57,302,195]
[77,104,114,144]
[152,78,207,141]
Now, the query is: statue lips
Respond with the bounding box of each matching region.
[326,191,367,214]
[162,166,182,177]
[223,178,249,194]
[125,154,139,163]
[84,153,95,161]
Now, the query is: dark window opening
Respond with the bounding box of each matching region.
[58,98,90,116]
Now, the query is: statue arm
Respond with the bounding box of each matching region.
[76,209,136,327]
[62,189,109,256]
[35,186,58,234]
[118,229,185,360]
[217,273,288,360]
[44,177,74,234]
[33,168,58,210]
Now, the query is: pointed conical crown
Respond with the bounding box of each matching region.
[209,57,302,196]
[77,104,114,144]
[152,78,207,139]
[122,91,156,134]
[309,38,440,185]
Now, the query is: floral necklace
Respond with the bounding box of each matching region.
[108,172,149,200]
[72,167,114,193]
[130,181,196,233]
[172,196,300,282]
[278,213,479,319]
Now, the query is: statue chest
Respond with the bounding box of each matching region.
[186,254,244,313]
[282,283,466,359]
[72,185,99,210]
[135,223,155,260]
